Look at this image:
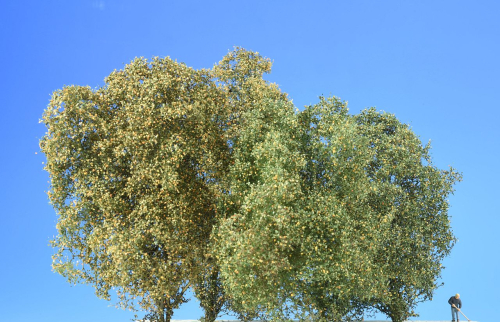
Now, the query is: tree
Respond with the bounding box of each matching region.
[213,97,305,320]
[295,99,461,321]
[214,96,395,321]
[41,53,232,321]
[214,96,460,321]
[41,47,289,321]
[352,108,461,321]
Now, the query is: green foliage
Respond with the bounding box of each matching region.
[353,108,461,321]
[214,97,305,319]
[41,48,461,322]
[213,96,461,321]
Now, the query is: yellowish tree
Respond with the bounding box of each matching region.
[41,54,231,321]
[41,48,288,322]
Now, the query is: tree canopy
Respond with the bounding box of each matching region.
[41,48,461,322]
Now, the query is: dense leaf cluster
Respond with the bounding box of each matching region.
[41,48,461,322]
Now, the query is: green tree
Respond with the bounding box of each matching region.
[209,48,294,320]
[214,96,460,322]
[214,96,388,321]
[352,108,461,321]
[294,99,461,321]
[213,97,305,320]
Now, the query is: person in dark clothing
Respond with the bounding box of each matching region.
[448,293,462,321]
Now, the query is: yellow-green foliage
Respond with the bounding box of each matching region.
[41,48,461,322]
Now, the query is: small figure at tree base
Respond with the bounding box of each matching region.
[448,293,462,322]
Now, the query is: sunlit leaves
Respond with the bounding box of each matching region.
[41,48,460,322]
[214,96,460,321]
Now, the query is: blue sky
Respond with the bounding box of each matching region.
[1,1,498,321]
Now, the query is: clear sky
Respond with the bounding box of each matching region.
[1,1,498,321]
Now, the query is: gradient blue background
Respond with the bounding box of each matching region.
[1,1,498,321]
